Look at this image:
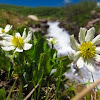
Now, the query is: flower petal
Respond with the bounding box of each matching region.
[15,32,21,37]
[94,54,100,62]
[96,47,100,54]
[4,24,12,33]
[1,33,11,37]
[0,40,12,46]
[15,48,23,52]
[24,31,32,43]
[84,59,95,73]
[0,34,6,37]
[1,46,15,51]
[23,43,32,50]
[85,27,95,41]
[92,35,100,45]
[47,38,57,45]
[2,35,13,41]
[22,28,26,39]
[77,57,84,68]
[70,35,80,51]
[68,50,75,60]
[79,27,87,43]
[74,51,81,61]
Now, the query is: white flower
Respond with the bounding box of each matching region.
[47,37,57,45]
[1,28,32,52]
[0,24,12,36]
[70,27,100,73]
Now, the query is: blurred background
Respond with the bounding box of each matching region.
[0,0,100,37]
[1,1,100,99]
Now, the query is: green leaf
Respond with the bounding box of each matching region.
[38,53,51,75]
[50,49,57,59]
[0,88,6,100]
[33,37,49,63]
[33,34,37,45]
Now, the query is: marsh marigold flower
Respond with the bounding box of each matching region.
[1,28,32,52]
[70,27,100,73]
[0,24,12,36]
[47,37,57,45]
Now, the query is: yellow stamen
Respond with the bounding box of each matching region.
[1,29,5,33]
[12,36,24,49]
[79,41,96,59]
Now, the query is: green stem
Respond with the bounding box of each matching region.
[16,82,22,100]
[45,82,50,100]
[37,70,44,99]
[54,60,63,99]
[37,81,42,100]
[52,44,54,49]
[51,56,68,61]
[7,80,16,100]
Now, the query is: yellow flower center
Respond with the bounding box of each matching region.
[12,36,24,49]
[79,41,96,59]
[1,29,5,33]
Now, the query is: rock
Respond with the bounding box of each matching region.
[39,19,48,23]
[40,23,49,29]
[91,10,96,15]
[28,15,39,21]
[90,10,99,19]
[27,15,49,35]
[29,27,41,33]
[86,18,100,28]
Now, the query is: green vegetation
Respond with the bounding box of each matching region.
[0,0,97,20]
[0,4,62,19]
[0,0,100,99]
[0,27,74,99]
[0,0,99,37]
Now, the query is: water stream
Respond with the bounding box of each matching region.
[46,21,73,56]
[46,21,100,88]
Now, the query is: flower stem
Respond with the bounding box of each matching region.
[91,73,95,91]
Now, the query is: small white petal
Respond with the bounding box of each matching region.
[70,35,80,51]
[0,40,12,46]
[15,48,23,52]
[0,33,12,38]
[1,46,15,51]
[0,34,6,37]
[4,24,12,33]
[94,54,100,62]
[23,43,32,50]
[68,50,75,60]
[79,27,87,43]
[74,51,81,61]
[47,38,57,45]
[92,35,100,45]
[96,47,100,54]
[24,31,32,43]
[85,27,95,41]
[22,28,26,39]
[3,35,13,41]
[15,33,21,37]
[77,57,84,68]
[84,59,95,73]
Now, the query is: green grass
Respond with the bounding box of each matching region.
[0,0,98,21]
[0,4,62,19]
[0,0,100,99]
[0,0,99,40]
[0,0,99,38]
